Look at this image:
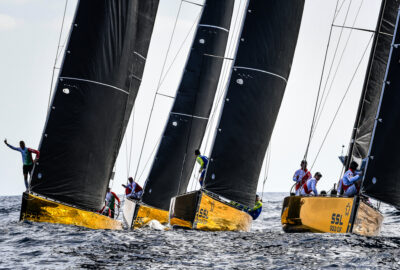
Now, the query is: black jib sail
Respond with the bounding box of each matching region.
[362,7,400,208]
[204,0,305,207]
[348,0,399,166]
[29,0,159,211]
[141,0,234,211]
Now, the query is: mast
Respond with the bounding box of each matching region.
[361,6,400,208]
[29,0,159,211]
[141,0,235,211]
[204,0,305,207]
[346,0,399,168]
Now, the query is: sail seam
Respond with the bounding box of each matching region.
[198,24,229,33]
[233,66,288,83]
[203,53,234,60]
[59,77,129,94]
[134,51,146,60]
[171,112,208,120]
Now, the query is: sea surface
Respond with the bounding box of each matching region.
[1,192,400,269]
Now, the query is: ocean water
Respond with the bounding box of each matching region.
[1,193,400,269]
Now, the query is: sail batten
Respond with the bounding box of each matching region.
[204,0,305,207]
[141,0,235,211]
[30,0,159,211]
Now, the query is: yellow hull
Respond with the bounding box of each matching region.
[123,198,169,229]
[20,192,122,230]
[170,190,252,232]
[281,196,383,236]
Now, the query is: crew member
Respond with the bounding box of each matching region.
[195,149,208,187]
[293,160,311,195]
[4,139,40,189]
[102,187,120,218]
[340,161,361,197]
[248,195,263,220]
[301,172,322,196]
[122,177,143,199]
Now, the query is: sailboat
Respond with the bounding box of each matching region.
[123,0,235,229]
[169,0,305,231]
[20,0,159,230]
[281,0,400,236]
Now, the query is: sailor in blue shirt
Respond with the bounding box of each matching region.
[339,161,362,197]
[195,149,208,187]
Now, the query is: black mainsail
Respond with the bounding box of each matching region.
[141,0,234,210]
[29,0,159,211]
[204,0,305,207]
[362,7,400,208]
[347,0,399,166]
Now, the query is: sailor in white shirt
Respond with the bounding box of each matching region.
[301,172,322,196]
[293,160,312,195]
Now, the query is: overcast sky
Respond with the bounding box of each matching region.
[0,0,382,196]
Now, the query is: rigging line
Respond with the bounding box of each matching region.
[133,1,184,180]
[182,0,203,7]
[203,0,246,153]
[334,0,348,21]
[128,106,135,176]
[261,143,272,199]
[311,0,364,139]
[136,134,163,184]
[157,9,204,92]
[47,0,69,109]
[303,0,341,161]
[332,24,375,33]
[312,0,354,132]
[310,34,373,171]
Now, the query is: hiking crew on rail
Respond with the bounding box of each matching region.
[4,139,40,190]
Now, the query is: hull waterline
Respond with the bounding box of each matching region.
[169,190,252,232]
[281,195,383,236]
[20,192,122,230]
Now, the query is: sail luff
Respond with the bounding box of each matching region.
[204,0,305,207]
[30,0,159,211]
[362,6,400,208]
[347,0,400,167]
[141,0,235,210]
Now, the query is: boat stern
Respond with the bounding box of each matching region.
[169,190,252,231]
[123,198,169,229]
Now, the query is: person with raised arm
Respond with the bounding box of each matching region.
[4,139,40,189]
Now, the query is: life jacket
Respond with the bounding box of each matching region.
[134,183,143,193]
[295,169,311,191]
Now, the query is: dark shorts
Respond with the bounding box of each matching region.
[23,164,33,175]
